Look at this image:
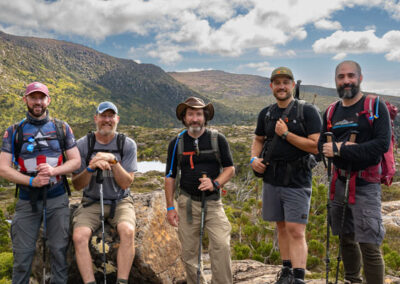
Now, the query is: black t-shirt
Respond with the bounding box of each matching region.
[319,95,391,173]
[165,129,233,197]
[255,100,322,187]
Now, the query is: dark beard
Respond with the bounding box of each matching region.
[273,90,292,101]
[27,105,47,118]
[337,83,360,99]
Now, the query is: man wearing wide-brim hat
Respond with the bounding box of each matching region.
[165,97,235,284]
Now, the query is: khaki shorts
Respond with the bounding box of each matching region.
[72,196,136,232]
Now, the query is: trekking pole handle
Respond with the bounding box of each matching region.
[201,172,207,208]
[349,130,358,143]
[96,169,104,184]
[325,132,333,143]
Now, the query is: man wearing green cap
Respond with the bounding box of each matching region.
[251,67,322,283]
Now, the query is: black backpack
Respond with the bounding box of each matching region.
[85,131,126,166]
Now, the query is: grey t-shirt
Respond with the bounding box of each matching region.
[74,133,138,200]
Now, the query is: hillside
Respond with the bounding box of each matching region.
[0,31,249,132]
[169,70,400,120]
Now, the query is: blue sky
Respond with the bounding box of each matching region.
[0,0,399,96]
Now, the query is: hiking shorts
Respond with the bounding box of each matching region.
[330,179,385,245]
[72,196,136,232]
[262,183,312,224]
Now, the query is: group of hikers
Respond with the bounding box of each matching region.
[0,59,393,284]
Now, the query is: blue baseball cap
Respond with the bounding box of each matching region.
[96,101,118,114]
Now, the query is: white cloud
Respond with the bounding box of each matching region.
[314,19,342,30]
[363,80,400,97]
[174,68,213,72]
[332,52,347,60]
[240,61,274,73]
[313,29,400,61]
[0,0,398,64]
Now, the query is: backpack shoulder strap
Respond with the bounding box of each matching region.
[209,129,222,169]
[12,119,28,166]
[264,103,278,134]
[86,131,96,166]
[296,99,307,135]
[177,132,184,169]
[116,133,126,161]
[326,100,339,131]
[362,94,377,127]
[52,118,67,152]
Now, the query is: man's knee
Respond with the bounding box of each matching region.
[118,222,135,243]
[72,227,92,248]
[286,224,306,240]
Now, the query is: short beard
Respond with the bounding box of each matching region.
[337,83,360,99]
[273,90,292,102]
[188,125,202,134]
[27,105,47,118]
[96,124,117,136]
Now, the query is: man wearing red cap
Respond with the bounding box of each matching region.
[165,97,235,284]
[0,82,81,283]
[251,68,321,284]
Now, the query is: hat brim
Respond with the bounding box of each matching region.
[176,103,214,121]
[24,90,49,97]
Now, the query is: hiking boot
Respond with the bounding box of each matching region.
[275,266,294,284]
[294,279,305,284]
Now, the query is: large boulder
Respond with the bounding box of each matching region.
[32,190,186,283]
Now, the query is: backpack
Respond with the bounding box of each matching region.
[326,94,398,186]
[12,118,71,196]
[85,131,126,166]
[166,129,223,196]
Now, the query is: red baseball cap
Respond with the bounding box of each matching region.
[24,82,49,97]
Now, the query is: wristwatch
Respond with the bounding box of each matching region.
[213,180,221,191]
[110,156,118,164]
[281,130,289,140]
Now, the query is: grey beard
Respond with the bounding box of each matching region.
[188,126,202,134]
[338,84,360,99]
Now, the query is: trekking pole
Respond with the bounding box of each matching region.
[42,184,49,284]
[335,131,358,284]
[197,172,207,284]
[324,132,333,284]
[96,169,107,284]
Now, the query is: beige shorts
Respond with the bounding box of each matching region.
[72,196,136,232]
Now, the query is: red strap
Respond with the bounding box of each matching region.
[330,169,357,204]
[182,151,196,169]
[326,101,339,131]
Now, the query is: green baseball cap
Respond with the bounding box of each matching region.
[270,67,294,81]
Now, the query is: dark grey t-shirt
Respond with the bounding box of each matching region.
[74,133,138,200]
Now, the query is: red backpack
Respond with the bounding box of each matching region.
[326,94,398,186]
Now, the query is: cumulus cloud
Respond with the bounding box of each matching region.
[313,29,400,62]
[0,0,398,64]
[314,19,342,30]
[240,61,274,73]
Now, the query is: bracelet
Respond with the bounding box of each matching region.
[167,206,175,211]
[29,176,34,187]
[86,167,95,173]
[250,157,257,164]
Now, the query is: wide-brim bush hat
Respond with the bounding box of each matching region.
[176,97,214,121]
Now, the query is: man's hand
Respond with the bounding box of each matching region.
[167,209,179,227]
[322,141,356,157]
[198,177,214,192]
[251,158,266,174]
[275,118,288,136]
[32,173,50,187]
[88,159,112,171]
[90,152,116,164]
[36,163,56,177]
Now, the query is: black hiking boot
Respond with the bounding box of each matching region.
[275,266,294,284]
[294,279,305,284]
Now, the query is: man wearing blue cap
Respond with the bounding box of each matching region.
[72,102,138,284]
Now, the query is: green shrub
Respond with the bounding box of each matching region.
[0,252,13,279]
[233,243,251,260]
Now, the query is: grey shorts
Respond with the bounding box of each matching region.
[262,183,312,224]
[330,179,385,245]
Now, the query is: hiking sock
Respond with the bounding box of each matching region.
[359,243,384,284]
[282,259,292,268]
[293,268,305,280]
[116,279,128,284]
[340,233,362,283]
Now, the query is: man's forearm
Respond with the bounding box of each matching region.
[72,169,93,190]
[164,177,176,208]
[111,162,134,189]
[214,166,235,186]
